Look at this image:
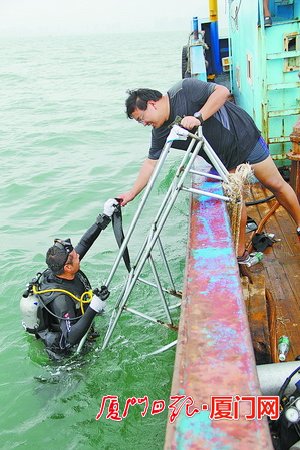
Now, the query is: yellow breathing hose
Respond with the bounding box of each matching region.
[32,285,93,315]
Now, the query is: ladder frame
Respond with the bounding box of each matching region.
[77,125,230,353]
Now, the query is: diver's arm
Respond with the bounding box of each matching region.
[75,214,111,260]
[50,295,97,346]
[65,307,96,346]
[75,199,118,260]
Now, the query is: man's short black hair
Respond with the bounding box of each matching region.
[46,246,68,275]
[125,88,163,118]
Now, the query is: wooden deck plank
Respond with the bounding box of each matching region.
[246,274,272,364]
[245,182,300,361]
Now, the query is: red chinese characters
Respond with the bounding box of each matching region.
[95,394,279,422]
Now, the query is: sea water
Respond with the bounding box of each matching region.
[0,32,190,449]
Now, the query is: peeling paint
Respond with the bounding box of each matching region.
[165,179,273,449]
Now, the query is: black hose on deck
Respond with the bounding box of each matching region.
[246,194,275,206]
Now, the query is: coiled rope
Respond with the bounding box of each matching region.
[223,163,253,255]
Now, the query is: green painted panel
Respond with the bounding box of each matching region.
[229,0,300,163]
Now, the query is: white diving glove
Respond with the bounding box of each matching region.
[89,295,106,313]
[103,198,119,217]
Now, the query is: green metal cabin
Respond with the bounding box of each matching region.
[229,0,300,164]
[183,0,300,165]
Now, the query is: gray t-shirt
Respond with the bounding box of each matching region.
[149,78,261,170]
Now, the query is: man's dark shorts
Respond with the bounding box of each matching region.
[247,136,270,164]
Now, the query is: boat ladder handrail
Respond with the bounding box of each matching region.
[77,125,230,354]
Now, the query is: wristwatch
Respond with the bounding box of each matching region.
[193,111,204,125]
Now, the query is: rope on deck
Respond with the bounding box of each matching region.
[223,163,253,255]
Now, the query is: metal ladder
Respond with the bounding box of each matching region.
[79,124,230,354]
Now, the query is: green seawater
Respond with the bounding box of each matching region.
[0,32,190,449]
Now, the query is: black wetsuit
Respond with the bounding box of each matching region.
[36,213,110,356]
[149,79,261,170]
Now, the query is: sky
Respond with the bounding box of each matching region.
[0,0,224,36]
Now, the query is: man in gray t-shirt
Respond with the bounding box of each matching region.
[149,79,260,169]
[119,79,300,257]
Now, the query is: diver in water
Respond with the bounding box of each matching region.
[20,198,118,359]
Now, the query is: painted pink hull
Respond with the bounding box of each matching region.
[165,178,273,449]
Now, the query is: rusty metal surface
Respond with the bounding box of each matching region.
[290,118,300,152]
[164,179,273,449]
[288,118,300,200]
